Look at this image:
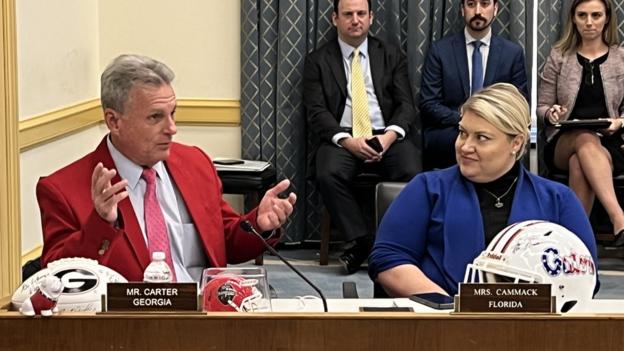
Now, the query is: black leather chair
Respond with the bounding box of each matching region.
[373,182,407,298]
[375,182,407,226]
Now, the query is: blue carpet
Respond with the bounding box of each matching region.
[234,249,372,298]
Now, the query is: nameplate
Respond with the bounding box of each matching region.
[456,283,554,313]
[105,283,199,312]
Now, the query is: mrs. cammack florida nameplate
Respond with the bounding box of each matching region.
[456,283,555,313]
[105,283,199,312]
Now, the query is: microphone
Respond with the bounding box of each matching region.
[240,220,328,312]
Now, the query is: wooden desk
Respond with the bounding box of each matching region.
[3,298,624,350]
[1,309,624,351]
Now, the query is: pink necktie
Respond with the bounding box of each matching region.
[142,168,176,282]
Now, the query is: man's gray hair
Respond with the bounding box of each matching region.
[100,54,175,112]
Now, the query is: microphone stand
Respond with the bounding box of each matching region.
[240,221,328,312]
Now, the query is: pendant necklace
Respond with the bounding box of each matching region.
[585,61,595,85]
[483,176,518,209]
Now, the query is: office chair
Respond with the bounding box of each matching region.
[373,182,407,298]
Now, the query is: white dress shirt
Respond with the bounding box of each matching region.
[107,137,208,282]
[332,37,406,145]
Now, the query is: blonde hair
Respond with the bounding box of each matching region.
[461,83,530,160]
[554,0,619,54]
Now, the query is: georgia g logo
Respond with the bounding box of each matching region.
[55,269,99,294]
[216,282,237,306]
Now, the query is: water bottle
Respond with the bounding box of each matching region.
[143,251,173,283]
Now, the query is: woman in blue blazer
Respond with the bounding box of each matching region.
[369,83,598,297]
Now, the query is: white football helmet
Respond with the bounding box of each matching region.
[464,220,596,312]
[12,257,127,312]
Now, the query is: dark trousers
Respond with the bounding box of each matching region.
[423,126,458,170]
[315,138,420,242]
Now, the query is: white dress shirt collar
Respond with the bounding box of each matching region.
[338,36,369,60]
[106,136,166,190]
[464,27,492,47]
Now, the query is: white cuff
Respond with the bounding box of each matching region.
[332,132,352,147]
[385,125,406,140]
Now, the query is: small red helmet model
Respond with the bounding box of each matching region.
[202,275,263,312]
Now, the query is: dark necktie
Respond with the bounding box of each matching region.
[471,40,484,94]
[142,168,177,282]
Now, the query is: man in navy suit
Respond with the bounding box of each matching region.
[303,0,420,274]
[420,0,528,169]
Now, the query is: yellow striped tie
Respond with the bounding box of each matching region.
[351,49,372,138]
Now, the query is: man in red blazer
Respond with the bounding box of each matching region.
[37,54,296,282]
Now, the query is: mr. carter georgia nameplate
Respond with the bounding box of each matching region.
[456,283,554,313]
[105,282,199,312]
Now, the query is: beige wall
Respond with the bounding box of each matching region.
[16,0,100,119]
[18,1,242,256]
[98,0,240,99]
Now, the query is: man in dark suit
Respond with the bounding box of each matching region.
[303,0,420,274]
[37,54,296,282]
[420,0,529,169]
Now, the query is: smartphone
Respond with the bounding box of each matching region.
[214,159,244,165]
[365,137,383,153]
[409,293,454,310]
[276,180,295,199]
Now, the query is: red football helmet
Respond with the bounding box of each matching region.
[202,275,263,312]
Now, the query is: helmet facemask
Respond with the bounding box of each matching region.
[463,220,596,313]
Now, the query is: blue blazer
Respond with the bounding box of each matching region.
[419,32,529,166]
[369,166,599,296]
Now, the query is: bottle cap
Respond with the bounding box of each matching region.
[152,251,166,261]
